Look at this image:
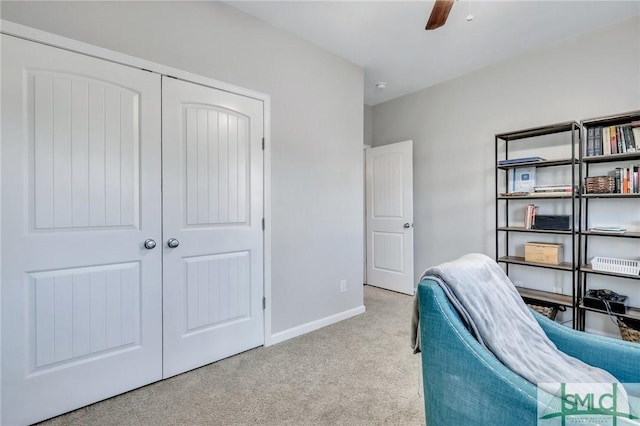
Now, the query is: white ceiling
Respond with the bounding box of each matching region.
[227,1,640,106]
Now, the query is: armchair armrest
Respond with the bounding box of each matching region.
[535,312,640,383]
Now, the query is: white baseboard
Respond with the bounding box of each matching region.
[267,305,366,346]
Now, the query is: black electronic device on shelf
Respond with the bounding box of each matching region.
[532,215,571,231]
[581,289,628,314]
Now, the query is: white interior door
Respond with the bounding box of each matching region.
[162,77,264,378]
[1,35,163,425]
[365,141,414,295]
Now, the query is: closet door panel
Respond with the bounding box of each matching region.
[1,35,162,426]
[162,77,264,378]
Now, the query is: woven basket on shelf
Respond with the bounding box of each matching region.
[617,318,640,343]
[528,304,559,320]
[584,176,615,194]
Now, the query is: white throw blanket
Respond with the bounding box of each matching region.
[414,253,638,422]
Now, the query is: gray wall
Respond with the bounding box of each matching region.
[372,16,640,335]
[1,1,365,335]
[373,16,639,277]
[364,105,373,147]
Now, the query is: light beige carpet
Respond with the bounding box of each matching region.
[40,285,425,426]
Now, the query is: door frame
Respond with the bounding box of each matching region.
[0,19,274,364]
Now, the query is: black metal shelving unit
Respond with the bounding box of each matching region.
[578,110,640,331]
[495,121,581,328]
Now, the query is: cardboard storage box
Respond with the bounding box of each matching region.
[524,242,563,265]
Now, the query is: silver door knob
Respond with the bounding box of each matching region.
[167,238,180,248]
[143,239,157,250]
[403,223,411,228]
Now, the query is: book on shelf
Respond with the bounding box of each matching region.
[614,167,621,193]
[533,191,573,197]
[524,204,538,229]
[499,192,530,197]
[632,121,640,145]
[623,125,636,152]
[498,156,546,166]
[594,126,603,157]
[614,125,623,154]
[589,226,626,234]
[623,168,628,193]
[510,166,536,193]
[533,184,574,193]
[499,191,573,198]
[534,189,573,193]
[618,126,626,154]
[601,126,610,155]
[586,127,595,157]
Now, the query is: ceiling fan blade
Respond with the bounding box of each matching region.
[425,0,455,30]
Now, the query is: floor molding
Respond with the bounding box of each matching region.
[269,305,366,345]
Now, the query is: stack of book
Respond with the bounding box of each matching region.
[586,121,640,157]
[612,165,640,193]
[497,156,546,166]
[524,204,539,229]
[589,226,626,234]
[533,184,574,195]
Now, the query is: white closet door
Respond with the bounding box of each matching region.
[1,35,163,425]
[162,77,264,378]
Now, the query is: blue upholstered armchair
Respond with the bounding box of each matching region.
[417,277,640,426]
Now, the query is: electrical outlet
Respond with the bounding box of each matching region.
[340,280,347,293]
[513,280,523,287]
[553,286,562,294]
